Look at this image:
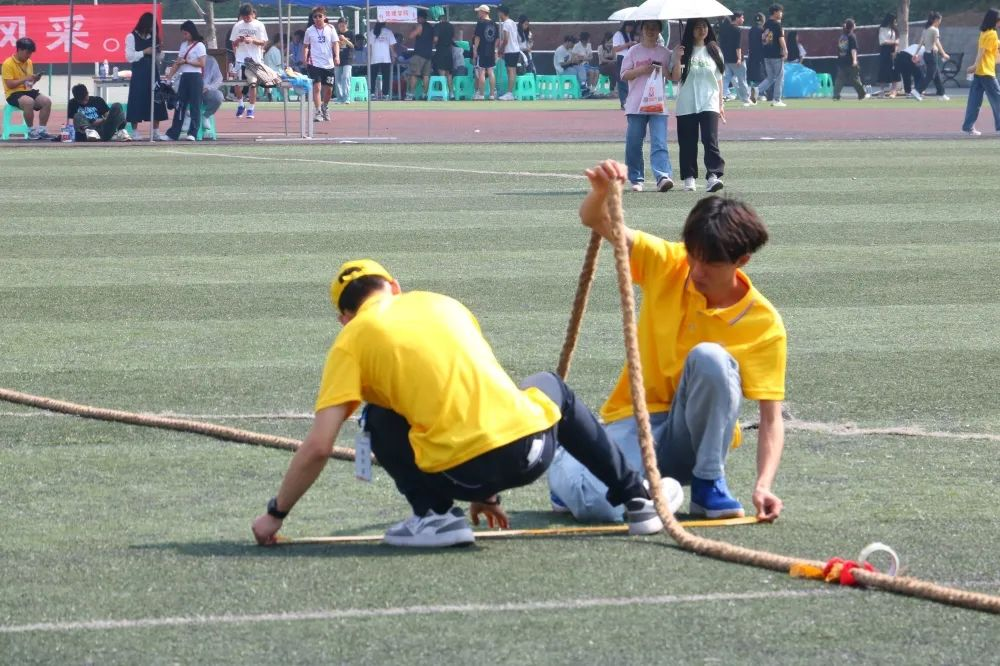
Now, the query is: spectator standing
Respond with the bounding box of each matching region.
[334,18,355,104]
[230,3,268,119]
[201,53,224,135]
[719,12,751,105]
[433,13,455,96]
[756,3,787,106]
[918,12,950,100]
[613,22,637,109]
[161,20,206,141]
[785,30,803,63]
[878,12,901,98]
[598,32,618,91]
[367,22,395,100]
[746,13,765,102]
[672,18,726,193]
[289,30,307,73]
[68,83,128,141]
[304,8,339,120]
[2,37,53,140]
[124,12,167,140]
[620,20,675,193]
[961,8,1000,136]
[472,4,499,100]
[497,6,520,101]
[833,19,869,101]
[894,43,926,100]
[517,16,535,74]
[406,9,435,100]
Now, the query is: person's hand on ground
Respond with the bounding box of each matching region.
[470,498,509,529]
[251,513,283,545]
[752,488,783,523]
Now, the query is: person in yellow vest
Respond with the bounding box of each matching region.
[548,159,787,524]
[2,37,54,140]
[252,259,681,548]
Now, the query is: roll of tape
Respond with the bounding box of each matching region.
[858,542,900,576]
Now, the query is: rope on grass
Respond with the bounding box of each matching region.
[0,387,360,463]
[595,178,1000,614]
[556,230,603,380]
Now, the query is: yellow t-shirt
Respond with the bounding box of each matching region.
[601,232,787,428]
[315,291,561,473]
[2,56,32,97]
[976,29,999,78]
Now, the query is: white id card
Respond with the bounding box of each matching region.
[354,430,372,482]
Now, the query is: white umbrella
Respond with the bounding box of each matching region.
[609,0,732,21]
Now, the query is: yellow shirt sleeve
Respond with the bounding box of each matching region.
[739,329,787,401]
[314,345,362,415]
[631,231,685,287]
[2,58,30,95]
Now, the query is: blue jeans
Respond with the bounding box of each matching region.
[962,74,1000,132]
[625,114,673,185]
[723,62,750,102]
[758,58,784,102]
[547,343,742,522]
[334,64,353,102]
[562,64,588,93]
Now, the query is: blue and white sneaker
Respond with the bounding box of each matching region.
[550,490,571,514]
[690,476,745,519]
[235,103,245,118]
[383,507,474,547]
[245,108,255,120]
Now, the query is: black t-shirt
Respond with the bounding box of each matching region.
[68,96,110,122]
[719,20,741,63]
[435,21,455,53]
[761,18,783,59]
[837,33,857,66]
[474,20,498,57]
[414,22,435,58]
[339,30,355,65]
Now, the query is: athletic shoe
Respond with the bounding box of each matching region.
[245,109,255,120]
[152,131,164,141]
[965,128,982,136]
[383,507,475,547]
[630,182,644,192]
[158,134,174,141]
[690,476,745,519]
[236,104,245,118]
[656,176,674,192]
[84,128,101,141]
[111,129,132,142]
[499,92,515,101]
[749,87,757,103]
[742,101,755,107]
[910,89,923,101]
[185,135,196,141]
[861,93,872,100]
[771,100,787,107]
[706,174,724,193]
[940,95,950,101]
[27,128,44,140]
[550,490,571,514]
[313,109,323,122]
[321,105,330,121]
[473,92,484,100]
[682,177,696,192]
[651,476,685,515]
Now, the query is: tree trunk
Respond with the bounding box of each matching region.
[898,0,910,46]
[205,2,218,49]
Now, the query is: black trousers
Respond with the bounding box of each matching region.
[366,371,647,516]
[894,53,925,94]
[369,63,392,98]
[166,72,203,140]
[834,64,866,100]
[676,111,724,181]
[920,53,945,96]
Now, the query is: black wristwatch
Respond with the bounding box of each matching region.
[266,496,289,520]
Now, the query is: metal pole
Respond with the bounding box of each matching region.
[67,0,75,110]
[279,0,287,136]
[150,0,157,142]
[366,0,371,137]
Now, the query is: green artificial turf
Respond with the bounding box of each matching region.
[1,141,998,664]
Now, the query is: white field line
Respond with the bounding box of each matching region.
[165,149,588,181]
[2,410,995,442]
[0,589,832,635]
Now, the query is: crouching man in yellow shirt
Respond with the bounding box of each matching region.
[252,259,681,548]
[549,160,787,523]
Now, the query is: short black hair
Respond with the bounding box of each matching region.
[239,3,255,17]
[843,18,856,33]
[71,83,89,101]
[15,37,36,53]
[731,11,744,19]
[580,31,590,40]
[768,4,783,16]
[498,5,510,17]
[682,196,769,264]
[980,8,999,32]
[338,275,390,313]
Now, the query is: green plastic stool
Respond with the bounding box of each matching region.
[453,75,475,100]
[535,75,559,100]
[2,104,31,140]
[817,73,834,98]
[558,74,582,99]
[195,108,217,141]
[513,74,537,100]
[595,74,611,96]
[426,75,449,101]
[350,76,369,102]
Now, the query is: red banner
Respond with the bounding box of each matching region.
[0,4,161,64]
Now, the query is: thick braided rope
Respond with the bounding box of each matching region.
[556,231,603,380]
[602,181,1000,612]
[0,387,359,463]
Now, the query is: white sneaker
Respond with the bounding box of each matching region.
[940,95,950,101]
[111,129,132,142]
[158,134,174,141]
[706,174,724,193]
[910,90,923,101]
[771,101,787,107]
[499,92,515,101]
[185,135,196,141]
[630,182,644,192]
[656,176,674,192]
[624,478,684,536]
[742,101,755,107]
[383,507,475,547]
[84,128,101,141]
[682,177,697,192]
[152,131,163,140]
[321,105,331,121]
[965,128,982,136]
[313,109,323,122]
[862,93,872,100]
[473,92,484,101]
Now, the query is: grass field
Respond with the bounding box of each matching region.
[2,140,999,664]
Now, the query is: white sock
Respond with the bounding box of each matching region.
[247,104,255,111]
[236,98,244,105]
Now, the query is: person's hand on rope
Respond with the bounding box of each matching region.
[252,513,283,545]
[470,496,509,529]
[752,487,783,523]
[580,159,627,240]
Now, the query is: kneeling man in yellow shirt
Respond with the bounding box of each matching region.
[549,160,787,523]
[252,259,681,548]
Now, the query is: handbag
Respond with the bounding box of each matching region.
[154,80,177,110]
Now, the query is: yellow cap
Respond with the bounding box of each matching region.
[329,259,394,312]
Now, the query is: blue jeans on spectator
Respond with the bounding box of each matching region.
[962,74,1000,132]
[616,56,627,108]
[562,64,588,94]
[334,64,352,102]
[625,113,672,186]
[547,343,742,523]
[758,58,784,102]
[723,62,750,102]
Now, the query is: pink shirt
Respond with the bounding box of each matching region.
[621,43,672,115]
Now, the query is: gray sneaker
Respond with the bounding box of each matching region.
[384,507,475,547]
[624,477,684,535]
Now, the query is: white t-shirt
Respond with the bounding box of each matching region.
[621,43,671,115]
[500,18,519,55]
[675,45,722,116]
[553,44,571,73]
[572,41,591,65]
[901,43,926,58]
[367,28,396,65]
[230,19,268,65]
[878,27,896,46]
[176,40,206,75]
[305,24,337,69]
